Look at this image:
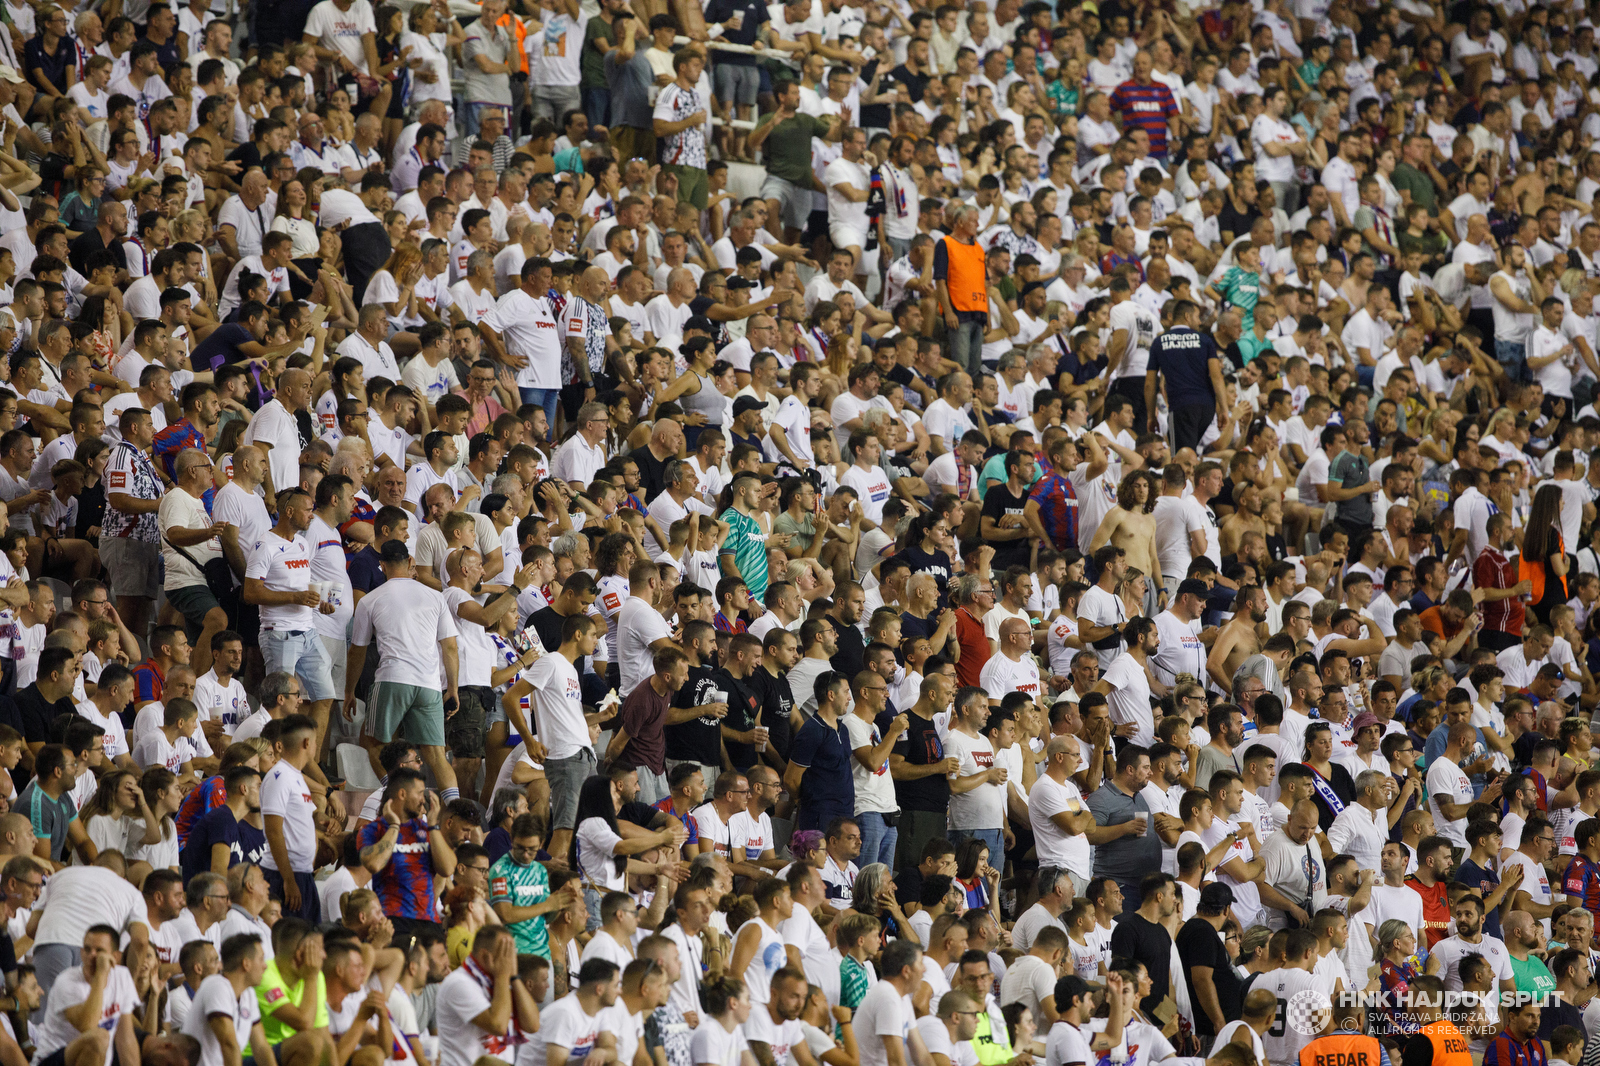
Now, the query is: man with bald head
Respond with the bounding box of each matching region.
[980,617,1042,705]
[630,417,686,503]
[1259,798,1328,928]
[217,170,272,260]
[1502,908,1558,998]
[243,368,314,498]
[644,266,696,350]
[68,199,129,279]
[562,266,618,419]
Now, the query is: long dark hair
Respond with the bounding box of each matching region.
[571,775,626,877]
[1523,483,1566,563]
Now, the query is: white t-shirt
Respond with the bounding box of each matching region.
[181,973,262,1066]
[946,729,1001,830]
[1425,754,1474,847]
[349,577,460,689]
[1029,774,1092,879]
[436,966,522,1066]
[258,761,316,873]
[35,965,141,1066]
[1429,933,1514,991]
[688,1017,749,1066]
[158,488,222,592]
[618,596,672,698]
[843,713,898,814]
[193,670,250,737]
[522,994,603,1066]
[855,981,913,1066]
[245,531,316,631]
[33,865,147,948]
[519,651,589,760]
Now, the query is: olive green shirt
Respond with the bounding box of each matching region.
[754,111,831,185]
[581,16,615,91]
[1390,162,1438,215]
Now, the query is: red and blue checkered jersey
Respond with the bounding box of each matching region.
[1566,853,1600,919]
[652,797,700,847]
[1108,80,1179,158]
[1485,1033,1547,1066]
[131,658,166,704]
[356,816,440,921]
[152,419,216,511]
[175,774,227,847]
[340,496,378,564]
[1029,463,1077,552]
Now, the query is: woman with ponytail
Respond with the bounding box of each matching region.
[691,976,758,1066]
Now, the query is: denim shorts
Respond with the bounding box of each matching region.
[260,628,335,701]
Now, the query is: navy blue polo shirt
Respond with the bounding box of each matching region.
[790,712,855,831]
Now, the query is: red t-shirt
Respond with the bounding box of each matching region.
[954,608,990,688]
[1473,546,1525,636]
[1406,874,1451,948]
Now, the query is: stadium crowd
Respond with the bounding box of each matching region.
[8,0,1600,1064]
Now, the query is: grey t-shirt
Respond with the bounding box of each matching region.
[1085,781,1161,885]
[462,20,512,105]
[1194,744,1234,793]
[605,47,655,129]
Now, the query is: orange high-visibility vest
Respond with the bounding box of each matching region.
[941,235,987,314]
[1299,1032,1383,1066]
[1419,1019,1472,1066]
[498,12,529,76]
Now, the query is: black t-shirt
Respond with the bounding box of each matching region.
[981,483,1032,570]
[894,706,949,813]
[1217,199,1259,243]
[1175,916,1242,1035]
[717,668,762,771]
[1310,763,1357,831]
[530,607,571,657]
[618,800,662,828]
[749,666,794,762]
[1454,858,1502,939]
[828,616,866,678]
[896,546,951,594]
[10,685,73,745]
[68,228,127,278]
[227,142,264,171]
[1538,998,1585,1043]
[630,446,670,503]
[665,665,724,764]
[1108,913,1173,1014]
[885,64,929,102]
[895,864,925,908]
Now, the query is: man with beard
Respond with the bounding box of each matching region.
[181,763,265,880]
[747,967,822,1066]
[355,766,457,940]
[1207,585,1266,697]
[750,629,798,780]
[1426,891,1516,994]
[1086,471,1162,617]
[664,619,729,785]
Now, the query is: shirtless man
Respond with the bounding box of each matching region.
[1207,584,1266,696]
[1087,470,1163,614]
[1219,482,1268,558]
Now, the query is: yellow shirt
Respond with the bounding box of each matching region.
[257,959,329,1044]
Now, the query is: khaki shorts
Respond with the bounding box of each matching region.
[610,125,656,165]
[666,163,708,211]
[101,538,160,599]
